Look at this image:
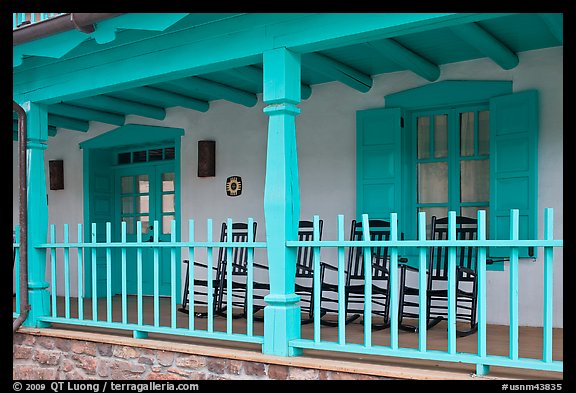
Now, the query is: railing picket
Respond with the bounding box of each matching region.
[64,224,71,319]
[543,208,554,363]
[361,214,372,348]
[121,221,127,325]
[417,212,427,352]
[476,210,489,375]
[77,224,84,321]
[313,215,321,343]
[337,214,346,345]
[207,219,214,333]
[247,217,255,337]
[447,211,456,354]
[136,221,143,326]
[106,222,112,323]
[188,220,195,331]
[389,213,399,350]
[50,225,57,317]
[171,220,177,329]
[509,209,520,360]
[226,218,233,335]
[153,220,160,327]
[91,223,98,321]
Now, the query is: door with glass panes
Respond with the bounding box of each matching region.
[115,160,177,296]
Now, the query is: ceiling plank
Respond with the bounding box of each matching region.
[71,95,166,120]
[48,114,90,132]
[304,52,372,93]
[225,66,313,100]
[538,13,563,44]
[368,39,440,82]
[49,103,125,125]
[113,86,210,112]
[450,22,518,70]
[163,77,258,107]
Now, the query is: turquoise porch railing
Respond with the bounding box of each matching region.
[13,13,65,29]
[287,208,562,375]
[13,209,562,375]
[25,217,265,345]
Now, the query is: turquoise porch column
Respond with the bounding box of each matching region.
[262,48,302,356]
[22,101,51,327]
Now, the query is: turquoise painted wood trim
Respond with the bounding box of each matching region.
[449,23,519,70]
[187,220,195,331]
[47,115,89,132]
[224,66,312,100]
[153,221,160,327]
[543,208,554,363]
[50,225,57,317]
[170,220,177,329]
[417,212,427,352]
[72,95,166,120]
[76,224,84,320]
[509,209,520,360]
[476,210,489,374]
[286,239,562,248]
[289,339,562,373]
[63,225,71,319]
[361,214,372,348]
[117,86,209,113]
[121,222,127,324]
[337,215,346,345]
[37,317,264,344]
[304,52,372,93]
[136,222,143,326]
[91,223,98,321]
[389,213,399,350]
[489,90,539,258]
[80,124,184,149]
[226,218,233,335]
[206,219,214,333]
[313,215,321,343]
[49,103,125,126]
[164,77,258,107]
[384,80,512,110]
[447,212,457,354]
[369,39,440,82]
[22,101,51,328]
[247,217,255,336]
[105,222,113,323]
[262,47,302,357]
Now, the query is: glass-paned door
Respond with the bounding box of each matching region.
[115,162,177,296]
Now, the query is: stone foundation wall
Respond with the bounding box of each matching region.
[13,333,388,380]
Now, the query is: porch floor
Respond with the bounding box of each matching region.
[15,295,563,380]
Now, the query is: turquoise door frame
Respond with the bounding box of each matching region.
[80,125,183,300]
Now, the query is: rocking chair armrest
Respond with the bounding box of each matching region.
[399,263,420,272]
[320,261,338,272]
[486,257,509,265]
[252,262,269,271]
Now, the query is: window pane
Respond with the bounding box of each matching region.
[137,195,149,214]
[118,152,131,165]
[121,176,133,194]
[418,206,448,238]
[417,116,430,159]
[133,150,147,163]
[162,194,175,213]
[137,175,149,193]
[148,149,163,161]
[478,111,490,155]
[461,159,490,202]
[162,172,175,192]
[418,162,448,203]
[434,114,448,158]
[121,197,133,214]
[162,215,176,234]
[164,147,175,160]
[460,112,475,157]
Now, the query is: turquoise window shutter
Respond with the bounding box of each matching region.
[356,108,402,222]
[489,90,539,258]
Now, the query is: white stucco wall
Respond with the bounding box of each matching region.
[13,46,563,327]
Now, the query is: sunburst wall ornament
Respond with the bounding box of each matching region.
[226,176,242,197]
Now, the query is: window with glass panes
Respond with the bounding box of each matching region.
[413,105,490,234]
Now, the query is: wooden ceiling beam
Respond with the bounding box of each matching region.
[369,39,440,82]
[450,22,518,70]
[304,52,373,93]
